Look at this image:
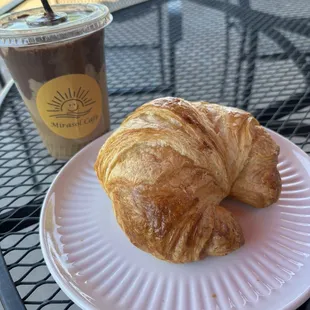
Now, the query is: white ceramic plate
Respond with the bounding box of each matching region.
[40,130,310,310]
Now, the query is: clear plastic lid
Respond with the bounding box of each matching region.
[0,4,112,47]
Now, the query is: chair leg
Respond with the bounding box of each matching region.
[220,0,231,101]
[241,28,258,110]
[169,46,176,97]
[233,26,247,107]
[167,0,183,97]
[236,0,258,110]
[157,2,166,86]
[224,0,250,107]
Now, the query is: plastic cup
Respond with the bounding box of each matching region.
[0,4,112,160]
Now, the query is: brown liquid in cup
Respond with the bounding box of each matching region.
[0,27,110,160]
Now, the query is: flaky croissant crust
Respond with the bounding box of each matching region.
[95,97,281,263]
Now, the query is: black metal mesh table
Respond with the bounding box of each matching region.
[1,0,310,309]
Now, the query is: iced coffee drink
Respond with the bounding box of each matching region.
[0,4,112,160]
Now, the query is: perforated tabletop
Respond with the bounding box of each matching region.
[1,0,310,309]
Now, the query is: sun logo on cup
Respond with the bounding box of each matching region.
[37,74,102,139]
[47,87,95,119]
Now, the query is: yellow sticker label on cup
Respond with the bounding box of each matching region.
[37,74,102,139]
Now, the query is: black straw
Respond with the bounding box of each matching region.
[26,0,67,26]
[41,0,54,16]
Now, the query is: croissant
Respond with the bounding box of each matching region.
[95,97,281,263]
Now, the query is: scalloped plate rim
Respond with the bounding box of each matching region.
[39,128,310,310]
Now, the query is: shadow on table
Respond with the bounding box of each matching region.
[190,0,310,140]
